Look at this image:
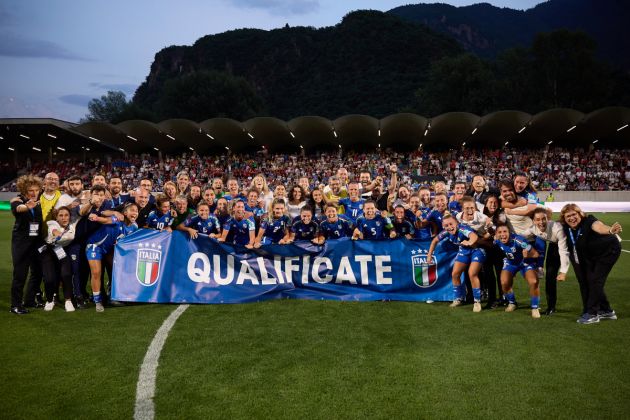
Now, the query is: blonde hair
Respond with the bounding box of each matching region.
[559,203,586,225]
[250,174,270,195]
[16,174,43,196]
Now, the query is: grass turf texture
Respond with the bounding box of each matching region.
[0,211,629,419]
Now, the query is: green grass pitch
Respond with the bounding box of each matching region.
[0,211,629,419]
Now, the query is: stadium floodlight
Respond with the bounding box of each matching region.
[85,147,90,151]
[153,147,159,151]
[19,134,29,139]
[56,146,65,151]
[378,143,381,148]
[548,141,553,145]
[618,124,628,131]
[32,146,41,151]
[423,129,428,137]
[119,148,125,152]
[333,130,338,138]
[338,144,341,148]
[0,136,3,139]
[419,143,423,148]
[566,125,576,133]
[189,147,194,151]
[47,133,57,139]
[593,139,599,144]
[504,141,509,146]
[89,136,100,142]
[127,135,138,141]
[166,134,176,141]
[247,132,254,139]
[8,147,14,151]
[290,131,296,138]
[378,129,381,137]
[518,126,526,134]
[462,142,466,146]
[206,133,214,140]
[471,128,477,135]
[299,145,303,149]
[225,146,230,150]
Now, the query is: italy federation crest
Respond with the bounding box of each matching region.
[411,250,438,288]
[136,243,162,286]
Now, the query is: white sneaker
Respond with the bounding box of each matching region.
[537,267,544,279]
[505,303,517,312]
[95,302,105,312]
[449,299,463,308]
[44,301,54,311]
[473,302,482,313]
[65,300,75,312]
[531,308,541,318]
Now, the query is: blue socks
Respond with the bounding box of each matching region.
[473,288,481,303]
[93,292,102,303]
[506,292,516,304]
[531,296,540,309]
[452,284,466,300]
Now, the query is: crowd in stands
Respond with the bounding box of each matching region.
[7,153,624,324]
[3,147,629,193]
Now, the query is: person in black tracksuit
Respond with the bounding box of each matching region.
[560,204,622,324]
[10,175,44,314]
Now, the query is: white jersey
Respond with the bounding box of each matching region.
[457,211,489,235]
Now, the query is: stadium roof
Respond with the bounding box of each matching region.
[1,107,628,157]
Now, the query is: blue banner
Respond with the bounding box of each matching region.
[112,230,458,304]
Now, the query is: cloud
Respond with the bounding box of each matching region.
[228,0,319,15]
[0,31,92,61]
[59,94,92,107]
[89,82,137,95]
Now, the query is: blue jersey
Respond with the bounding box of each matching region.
[110,194,130,208]
[393,219,415,238]
[146,210,174,230]
[436,224,475,248]
[245,203,266,218]
[185,214,221,235]
[223,216,256,245]
[494,234,531,266]
[410,207,432,240]
[223,194,247,202]
[320,218,354,239]
[426,209,446,235]
[448,200,461,216]
[291,220,319,240]
[215,212,230,227]
[517,188,539,204]
[87,220,138,254]
[355,214,393,240]
[260,215,292,243]
[338,198,365,222]
[525,236,546,268]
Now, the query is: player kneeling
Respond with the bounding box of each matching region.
[289,206,320,244]
[494,224,542,318]
[254,199,292,247]
[86,203,139,312]
[352,200,396,240]
[318,203,354,242]
[178,201,221,239]
[426,215,486,312]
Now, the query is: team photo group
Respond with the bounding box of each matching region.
[10,159,623,324]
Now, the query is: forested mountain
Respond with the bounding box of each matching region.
[133,11,462,120]
[389,0,630,69]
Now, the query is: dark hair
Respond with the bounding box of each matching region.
[288,184,305,202]
[532,207,548,218]
[499,179,515,191]
[90,184,107,194]
[513,171,537,193]
[122,202,139,212]
[66,175,82,183]
[300,205,313,214]
[156,194,170,208]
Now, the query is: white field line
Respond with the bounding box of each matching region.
[621,249,630,254]
[134,304,190,420]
